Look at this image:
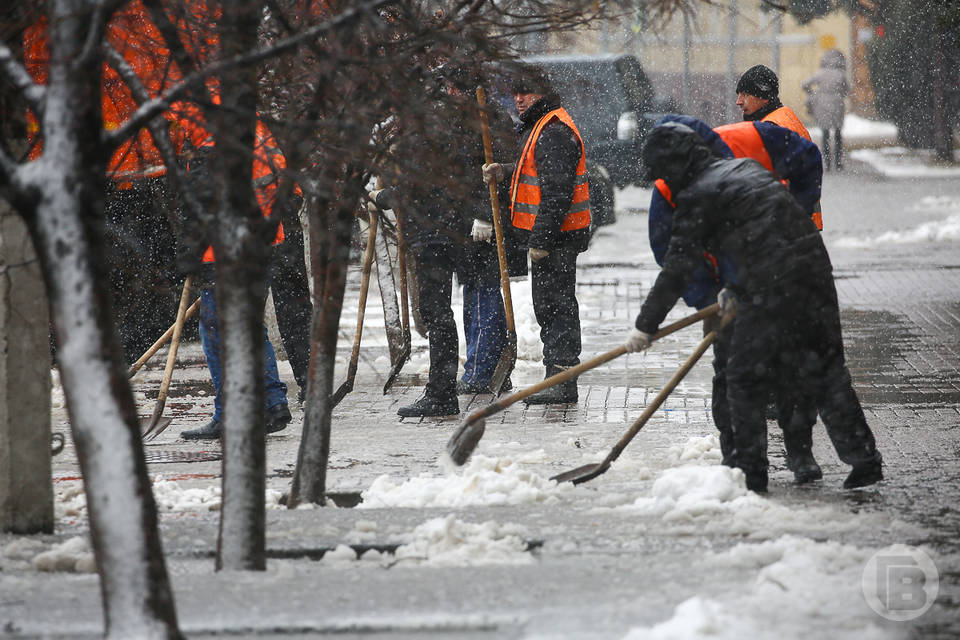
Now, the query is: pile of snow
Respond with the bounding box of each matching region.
[614,436,867,539]
[394,515,533,566]
[321,515,532,568]
[2,536,97,574]
[32,537,97,573]
[358,453,573,509]
[809,114,898,150]
[0,538,48,572]
[54,476,286,519]
[622,535,906,639]
[850,146,960,178]
[836,196,960,247]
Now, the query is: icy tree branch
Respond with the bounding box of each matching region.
[0,41,46,117]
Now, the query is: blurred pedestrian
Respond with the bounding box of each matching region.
[803,50,849,171]
[628,121,883,493]
[482,63,592,405]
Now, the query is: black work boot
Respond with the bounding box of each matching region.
[787,450,823,484]
[265,404,292,435]
[843,458,883,489]
[457,377,513,395]
[523,365,578,405]
[397,394,459,417]
[743,467,769,493]
[182,418,222,440]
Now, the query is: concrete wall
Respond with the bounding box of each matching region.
[0,206,53,534]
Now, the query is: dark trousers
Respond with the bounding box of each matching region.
[724,275,880,477]
[415,244,459,400]
[531,247,581,368]
[822,128,843,171]
[462,273,507,386]
[705,313,815,465]
[269,214,312,396]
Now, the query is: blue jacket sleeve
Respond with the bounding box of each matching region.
[649,187,718,309]
[755,121,822,216]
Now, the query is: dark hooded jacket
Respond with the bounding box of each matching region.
[513,94,591,253]
[379,89,524,278]
[635,124,831,334]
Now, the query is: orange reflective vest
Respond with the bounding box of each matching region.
[762,106,811,141]
[23,2,179,185]
[510,107,591,232]
[713,123,774,172]
[198,120,287,263]
[761,106,821,229]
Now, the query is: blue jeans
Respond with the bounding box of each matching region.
[199,286,288,422]
[461,276,507,387]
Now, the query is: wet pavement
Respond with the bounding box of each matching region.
[6,166,960,639]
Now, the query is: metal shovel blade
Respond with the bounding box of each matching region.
[382,341,410,394]
[446,416,487,466]
[140,417,174,442]
[550,462,607,485]
[487,331,517,396]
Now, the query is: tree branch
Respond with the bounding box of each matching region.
[0,40,45,117]
[100,44,208,227]
[105,0,392,148]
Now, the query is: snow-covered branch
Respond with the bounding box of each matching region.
[0,41,46,117]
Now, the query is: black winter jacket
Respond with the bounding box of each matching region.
[383,95,525,278]
[513,96,591,253]
[635,156,832,334]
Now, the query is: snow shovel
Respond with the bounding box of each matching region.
[331,207,378,407]
[142,275,193,441]
[551,313,730,485]
[128,298,200,378]
[375,209,405,372]
[476,86,515,397]
[447,303,720,466]
[382,203,411,393]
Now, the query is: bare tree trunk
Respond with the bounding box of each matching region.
[288,165,366,506]
[211,1,269,572]
[13,1,182,636]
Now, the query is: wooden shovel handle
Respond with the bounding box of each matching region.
[128,298,200,378]
[476,87,515,334]
[348,208,378,380]
[470,303,720,421]
[602,329,718,467]
[145,275,192,432]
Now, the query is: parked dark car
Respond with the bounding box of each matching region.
[521,54,666,227]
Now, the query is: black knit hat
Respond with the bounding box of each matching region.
[735,64,779,100]
[508,63,553,95]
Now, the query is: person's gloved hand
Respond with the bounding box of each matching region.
[471,219,493,242]
[717,287,738,319]
[624,329,652,353]
[365,188,385,215]
[482,162,504,185]
[529,247,549,262]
